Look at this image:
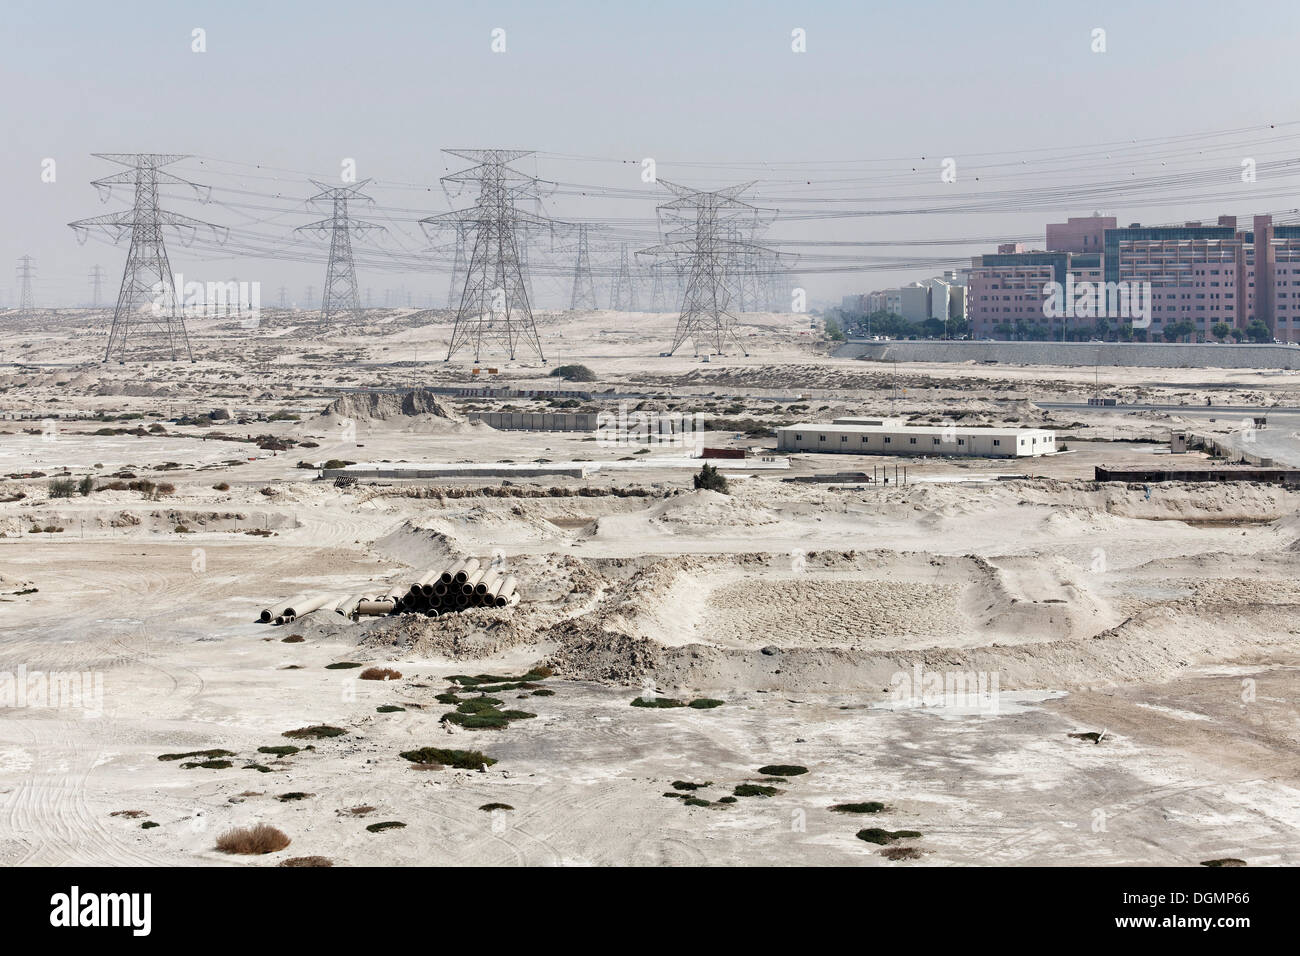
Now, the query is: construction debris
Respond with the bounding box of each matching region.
[258,557,518,625]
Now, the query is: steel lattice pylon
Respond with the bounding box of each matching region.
[421,149,547,364]
[569,224,598,310]
[640,181,789,356]
[609,242,638,311]
[16,256,35,317]
[297,180,382,324]
[69,154,225,362]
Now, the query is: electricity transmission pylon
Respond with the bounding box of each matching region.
[649,260,669,312]
[641,180,787,356]
[569,224,597,310]
[69,154,225,362]
[610,243,639,311]
[420,149,548,363]
[296,180,382,325]
[88,265,104,308]
[16,257,36,317]
[448,222,470,309]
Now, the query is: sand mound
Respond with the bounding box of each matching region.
[321,388,466,423]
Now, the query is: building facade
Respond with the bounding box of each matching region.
[967,213,1300,343]
[776,423,1056,458]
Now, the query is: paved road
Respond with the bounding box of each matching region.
[1041,401,1300,467]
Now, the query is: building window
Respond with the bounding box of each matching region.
[794,434,802,441]
[909,437,917,444]
[957,439,965,446]
[840,435,848,442]
[884,437,891,444]
[993,439,1001,446]
[818,435,826,442]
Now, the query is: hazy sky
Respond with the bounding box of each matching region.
[3,0,1299,309]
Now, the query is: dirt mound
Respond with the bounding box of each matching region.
[321,388,466,423]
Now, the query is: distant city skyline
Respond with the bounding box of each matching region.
[3,0,1300,309]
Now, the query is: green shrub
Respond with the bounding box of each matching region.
[733,784,778,798]
[376,705,405,713]
[159,749,235,762]
[398,747,496,769]
[830,802,885,814]
[366,821,406,833]
[257,745,300,756]
[549,364,596,382]
[757,764,807,777]
[48,477,76,498]
[693,463,729,494]
[282,725,347,739]
[856,828,922,845]
[688,698,724,709]
[478,803,514,812]
[630,696,685,708]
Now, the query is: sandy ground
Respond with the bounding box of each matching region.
[1,307,1297,866]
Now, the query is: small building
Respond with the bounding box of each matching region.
[776,422,1056,458]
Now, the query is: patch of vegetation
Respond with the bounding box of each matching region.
[366,821,406,833]
[325,662,363,670]
[683,797,712,807]
[733,784,779,798]
[531,688,555,697]
[1201,858,1247,867]
[630,696,685,708]
[717,796,737,804]
[757,764,807,777]
[257,745,300,756]
[141,821,160,829]
[1068,731,1107,744]
[279,856,332,867]
[671,781,713,791]
[216,823,291,854]
[881,846,923,861]
[282,725,347,739]
[281,634,305,643]
[360,666,402,681]
[693,463,729,494]
[48,477,77,498]
[549,364,596,382]
[856,828,923,845]
[243,763,273,773]
[399,747,496,770]
[111,810,147,819]
[321,459,356,470]
[478,803,514,812]
[180,759,233,769]
[213,482,230,491]
[688,698,724,709]
[158,749,235,762]
[449,667,551,686]
[277,792,314,802]
[376,705,405,713]
[830,802,886,814]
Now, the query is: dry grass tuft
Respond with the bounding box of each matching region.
[359,666,402,681]
[215,823,291,855]
[279,855,332,867]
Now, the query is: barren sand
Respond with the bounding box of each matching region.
[1,307,1297,866]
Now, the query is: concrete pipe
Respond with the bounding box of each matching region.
[476,570,502,597]
[454,557,481,585]
[454,592,470,607]
[264,593,313,622]
[356,599,396,616]
[433,581,449,598]
[285,593,333,618]
[441,559,467,585]
[383,581,407,602]
[496,575,518,603]
[462,569,485,595]
[335,594,364,616]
